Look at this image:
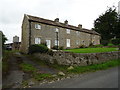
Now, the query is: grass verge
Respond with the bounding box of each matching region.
[64,47,118,53]
[2,51,13,75]
[67,59,120,74]
[20,63,53,81]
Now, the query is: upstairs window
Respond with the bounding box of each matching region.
[66,29,70,34]
[55,28,59,32]
[35,38,41,44]
[76,31,80,35]
[76,40,79,45]
[35,24,41,29]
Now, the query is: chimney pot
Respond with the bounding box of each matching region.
[54,18,59,22]
[78,24,82,29]
[64,20,68,25]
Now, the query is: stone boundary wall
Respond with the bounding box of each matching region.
[33,51,120,66]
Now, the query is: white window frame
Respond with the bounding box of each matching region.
[76,40,79,45]
[66,29,70,34]
[35,38,41,44]
[55,40,59,46]
[55,28,59,32]
[66,39,70,47]
[46,40,51,49]
[76,31,80,35]
[35,24,41,29]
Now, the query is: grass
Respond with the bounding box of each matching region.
[2,50,14,75]
[67,59,120,74]
[33,73,53,81]
[20,62,53,81]
[64,47,118,53]
[20,63,37,72]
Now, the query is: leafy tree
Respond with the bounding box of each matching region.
[93,7,118,42]
[2,33,7,49]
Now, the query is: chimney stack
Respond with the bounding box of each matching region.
[64,20,68,25]
[54,18,59,22]
[78,24,82,29]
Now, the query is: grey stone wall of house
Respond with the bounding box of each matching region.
[20,14,101,53]
[20,15,30,53]
[30,22,100,49]
[33,51,120,66]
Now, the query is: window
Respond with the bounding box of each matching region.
[66,39,70,47]
[76,40,79,45]
[46,40,51,49]
[66,29,70,34]
[35,38,41,44]
[55,40,59,46]
[55,28,59,32]
[35,24,41,29]
[76,31,80,35]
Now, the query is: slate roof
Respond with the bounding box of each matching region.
[26,14,100,35]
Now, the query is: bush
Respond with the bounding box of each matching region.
[41,42,47,46]
[111,38,120,45]
[94,44,103,47]
[59,46,64,50]
[52,46,58,50]
[52,46,64,50]
[101,40,109,46]
[29,44,49,54]
[79,45,86,48]
[107,43,114,46]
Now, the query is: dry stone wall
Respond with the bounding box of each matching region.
[33,51,120,66]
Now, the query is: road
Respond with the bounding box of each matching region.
[32,66,119,88]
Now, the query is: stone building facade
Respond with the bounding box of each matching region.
[21,14,101,53]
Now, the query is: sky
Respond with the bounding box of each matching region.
[0,0,120,43]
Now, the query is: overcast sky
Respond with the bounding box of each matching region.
[0,0,119,43]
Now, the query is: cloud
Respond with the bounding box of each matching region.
[0,0,119,43]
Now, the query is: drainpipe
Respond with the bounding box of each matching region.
[56,32,59,50]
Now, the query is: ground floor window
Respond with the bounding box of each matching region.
[66,39,70,47]
[46,40,51,49]
[35,38,41,44]
[76,40,79,45]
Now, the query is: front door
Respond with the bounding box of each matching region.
[67,39,70,47]
[46,40,51,49]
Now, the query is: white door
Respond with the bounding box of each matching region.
[46,40,51,49]
[67,39,70,47]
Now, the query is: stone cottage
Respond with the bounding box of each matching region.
[20,14,101,53]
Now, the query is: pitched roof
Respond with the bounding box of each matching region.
[26,14,100,35]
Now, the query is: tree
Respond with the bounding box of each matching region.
[93,7,118,42]
[2,33,7,48]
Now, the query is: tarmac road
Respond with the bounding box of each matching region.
[32,66,119,88]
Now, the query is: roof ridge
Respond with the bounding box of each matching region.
[25,14,100,35]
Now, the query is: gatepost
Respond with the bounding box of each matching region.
[0,31,2,90]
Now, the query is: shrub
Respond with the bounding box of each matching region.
[52,46,58,50]
[59,46,64,50]
[52,46,64,50]
[111,38,120,45]
[107,43,114,46]
[41,42,47,46]
[79,45,85,48]
[101,40,109,46]
[29,44,49,54]
[94,44,103,47]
